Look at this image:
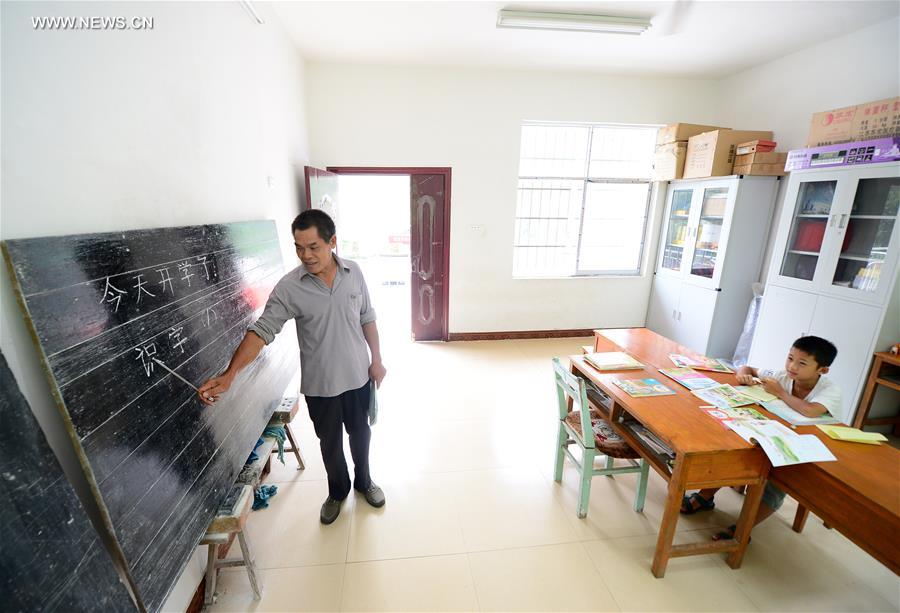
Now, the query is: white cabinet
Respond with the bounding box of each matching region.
[647,175,779,357]
[769,163,900,305]
[646,274,680,341]
[748,285,818,368]
[750,162,900,424]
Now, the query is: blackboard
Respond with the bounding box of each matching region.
[0,350,135,613]
[2,221,299,612]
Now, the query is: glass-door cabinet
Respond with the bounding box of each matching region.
[659,188,693,274]
[770,162,900,305]
[655,177,737,288]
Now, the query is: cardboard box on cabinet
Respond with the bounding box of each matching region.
[652,141,688,181]
[807,97,900,147]
[683,129,774,178]
[657,123,725,146]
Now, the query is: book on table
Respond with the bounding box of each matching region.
[692,384,755,409]
[702,406,767,429]
[761,399,840,426]
[668,353,733,373]
[585,351,644,371]
[816,425,887,445]
[613,378,676,397]
[658,367,719,391]
[734,385,778,403]
[726,419,836,467]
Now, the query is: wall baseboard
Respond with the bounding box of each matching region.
[447,329,594,341]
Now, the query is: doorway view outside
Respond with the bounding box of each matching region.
[336,175,412,345]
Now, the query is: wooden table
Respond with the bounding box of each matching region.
[571,329,769,577]
[590,328,900,577]
[771,426,900,575]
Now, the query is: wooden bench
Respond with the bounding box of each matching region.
[200,484,261,605]
[267,396,305,470]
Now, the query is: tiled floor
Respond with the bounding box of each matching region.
[209,337,899,612]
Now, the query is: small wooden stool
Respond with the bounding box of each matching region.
[268,396,305,470]
[200,485,261,605]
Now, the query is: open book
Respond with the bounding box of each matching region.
[727,419,836,467]
[659,367,719,391]
[692,384,755,409]
[761,399,840,426]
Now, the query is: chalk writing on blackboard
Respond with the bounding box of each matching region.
[156,267,174,294]
[204,307,219,328]
[178,261,194,286]
[100,277,127,312]
[168,327,188,354]
[196,255,212,280]
[133,274,155,304]
[134,342,157,377]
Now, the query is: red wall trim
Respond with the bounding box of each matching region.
[448,329,594,342]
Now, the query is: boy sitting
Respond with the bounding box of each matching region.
[680,335,842,539]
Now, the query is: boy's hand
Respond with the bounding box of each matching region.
[735,366,755,386]
[735,373,756,385]
[760,377,785,398]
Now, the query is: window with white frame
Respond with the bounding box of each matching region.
[514,123,658,277]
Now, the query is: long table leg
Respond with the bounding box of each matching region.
[651,455,685,578]
[726,478,766,569]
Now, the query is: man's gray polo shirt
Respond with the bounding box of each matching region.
[248,255,376,398]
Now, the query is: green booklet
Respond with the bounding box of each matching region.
[692,384,755,408]
[613,378,676,398]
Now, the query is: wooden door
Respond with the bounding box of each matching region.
[410,174,446,341]
[304,166,340,219]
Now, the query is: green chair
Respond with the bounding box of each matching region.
[552,357,650,518]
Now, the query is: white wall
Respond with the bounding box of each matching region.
[0,2,309,610]
[306,62,721,333]
[717,16,900,281]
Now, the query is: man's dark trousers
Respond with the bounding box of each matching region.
[306,380,372,500]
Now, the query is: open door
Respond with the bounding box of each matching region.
[410,174,447,341]
[316,166,451,342]
[303,166,339,218]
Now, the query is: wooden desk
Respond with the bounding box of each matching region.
[593,328,900,576]
[770,427,900,575]
[571,329,769,577]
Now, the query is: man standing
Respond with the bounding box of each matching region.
[198,209,386,524]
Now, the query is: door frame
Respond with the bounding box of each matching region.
[326,166,452,341]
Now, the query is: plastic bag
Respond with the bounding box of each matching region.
[732,283,764,367]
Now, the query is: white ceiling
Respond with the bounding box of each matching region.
[271,1,899,78]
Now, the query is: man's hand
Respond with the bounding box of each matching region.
[198,374,233,406]
[760,377,785,399]
[369,360,387,389]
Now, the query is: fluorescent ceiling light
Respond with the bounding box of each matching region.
[496,10,651,35]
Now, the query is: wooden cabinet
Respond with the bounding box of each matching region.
[750,162,900,425]
[647,175,779,357]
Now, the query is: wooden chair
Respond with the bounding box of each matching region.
[552,357,650,518]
